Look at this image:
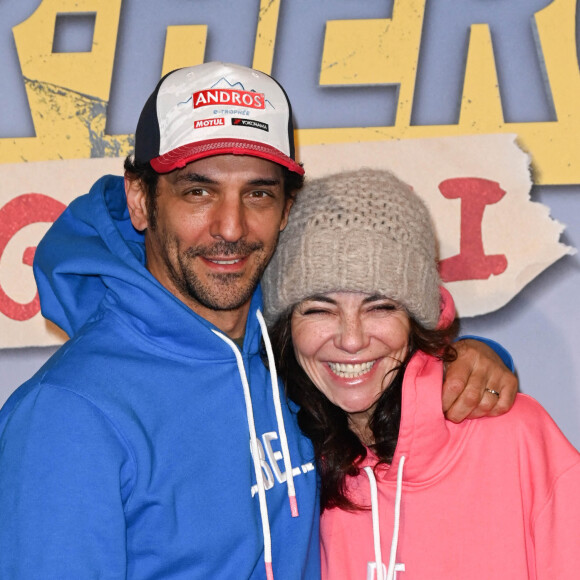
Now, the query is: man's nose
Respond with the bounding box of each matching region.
[210,196,247,242]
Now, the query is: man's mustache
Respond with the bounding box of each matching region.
[183,241,264,258]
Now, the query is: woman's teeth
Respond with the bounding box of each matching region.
[328,361,375,378]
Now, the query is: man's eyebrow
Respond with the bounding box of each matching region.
[175,172,217,184]
[173,174,282,187]
[247,177,282,187]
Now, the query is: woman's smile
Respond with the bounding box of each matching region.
[291,292,411,424]
[327,360,376,379]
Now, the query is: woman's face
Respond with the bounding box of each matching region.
[291,292,411,432]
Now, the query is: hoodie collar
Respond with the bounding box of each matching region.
[363,288,472,484]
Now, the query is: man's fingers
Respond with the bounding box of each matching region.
[442,339,519,423]
[444,379,488,422]
[447,367,519,421]
[441,351,476,413]
[464,387,503,419]
[441,373,464,414]
[485,371,518,417]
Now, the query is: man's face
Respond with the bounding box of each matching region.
[131,155,292,333]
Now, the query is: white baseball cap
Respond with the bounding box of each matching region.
[134,61,304,175]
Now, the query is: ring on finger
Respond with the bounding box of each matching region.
[485,388,500,398]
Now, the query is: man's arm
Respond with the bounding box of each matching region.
[443,337,518,423]
[0,385,131,578]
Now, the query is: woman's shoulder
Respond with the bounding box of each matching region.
[485,393,580,466]
[507,392,573,432]
[495,392,562,434]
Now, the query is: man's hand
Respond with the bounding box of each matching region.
[443,339,518,423]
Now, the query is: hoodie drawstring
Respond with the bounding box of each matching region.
[212,309,298,580]
[365,466,384,580]
[364,455,406,580]
[256,309,299,517]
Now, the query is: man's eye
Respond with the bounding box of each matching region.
[189,188,208,196]
[249,190,271,198]
[181,186,209,197]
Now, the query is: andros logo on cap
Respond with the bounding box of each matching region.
[193,88,266,110]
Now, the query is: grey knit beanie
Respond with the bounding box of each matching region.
[262,168,441,328]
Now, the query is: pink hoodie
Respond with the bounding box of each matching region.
[320,294,580,579]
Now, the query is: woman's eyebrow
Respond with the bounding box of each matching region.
[303,295,337,304]
[303,295,391,305]
[362,294,390,304]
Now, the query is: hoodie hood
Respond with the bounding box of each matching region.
[359,286,468,484]
[384,286,468,483]
[33,175,265,358]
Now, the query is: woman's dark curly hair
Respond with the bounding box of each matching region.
[268,306,459,512]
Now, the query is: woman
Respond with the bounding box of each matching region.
[262,169,580,579]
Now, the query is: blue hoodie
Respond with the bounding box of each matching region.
[0,175,320,579]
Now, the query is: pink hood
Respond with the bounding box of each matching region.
[320,288,580,579]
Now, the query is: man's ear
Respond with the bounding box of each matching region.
[125,176,149,231]
[279,197,294,232]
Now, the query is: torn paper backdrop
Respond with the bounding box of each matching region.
[0,157,122,347]
[298,134,574,318]
[0,134,573,347]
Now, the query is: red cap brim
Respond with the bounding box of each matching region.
[150,138,304,175]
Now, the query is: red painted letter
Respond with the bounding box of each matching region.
[438,177,508,282]
[0,194,66,321]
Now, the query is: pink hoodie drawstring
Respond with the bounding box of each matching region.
[364,455,406,580]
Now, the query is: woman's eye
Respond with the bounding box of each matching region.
[370,303,397,312]
[301,306,332,316]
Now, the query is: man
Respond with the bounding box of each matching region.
[0,62,516,579]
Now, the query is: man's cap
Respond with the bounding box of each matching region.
[134,61,304,175]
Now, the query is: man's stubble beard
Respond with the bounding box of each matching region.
[163,234,279,312]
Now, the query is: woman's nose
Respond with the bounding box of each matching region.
[334,316,369,353]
